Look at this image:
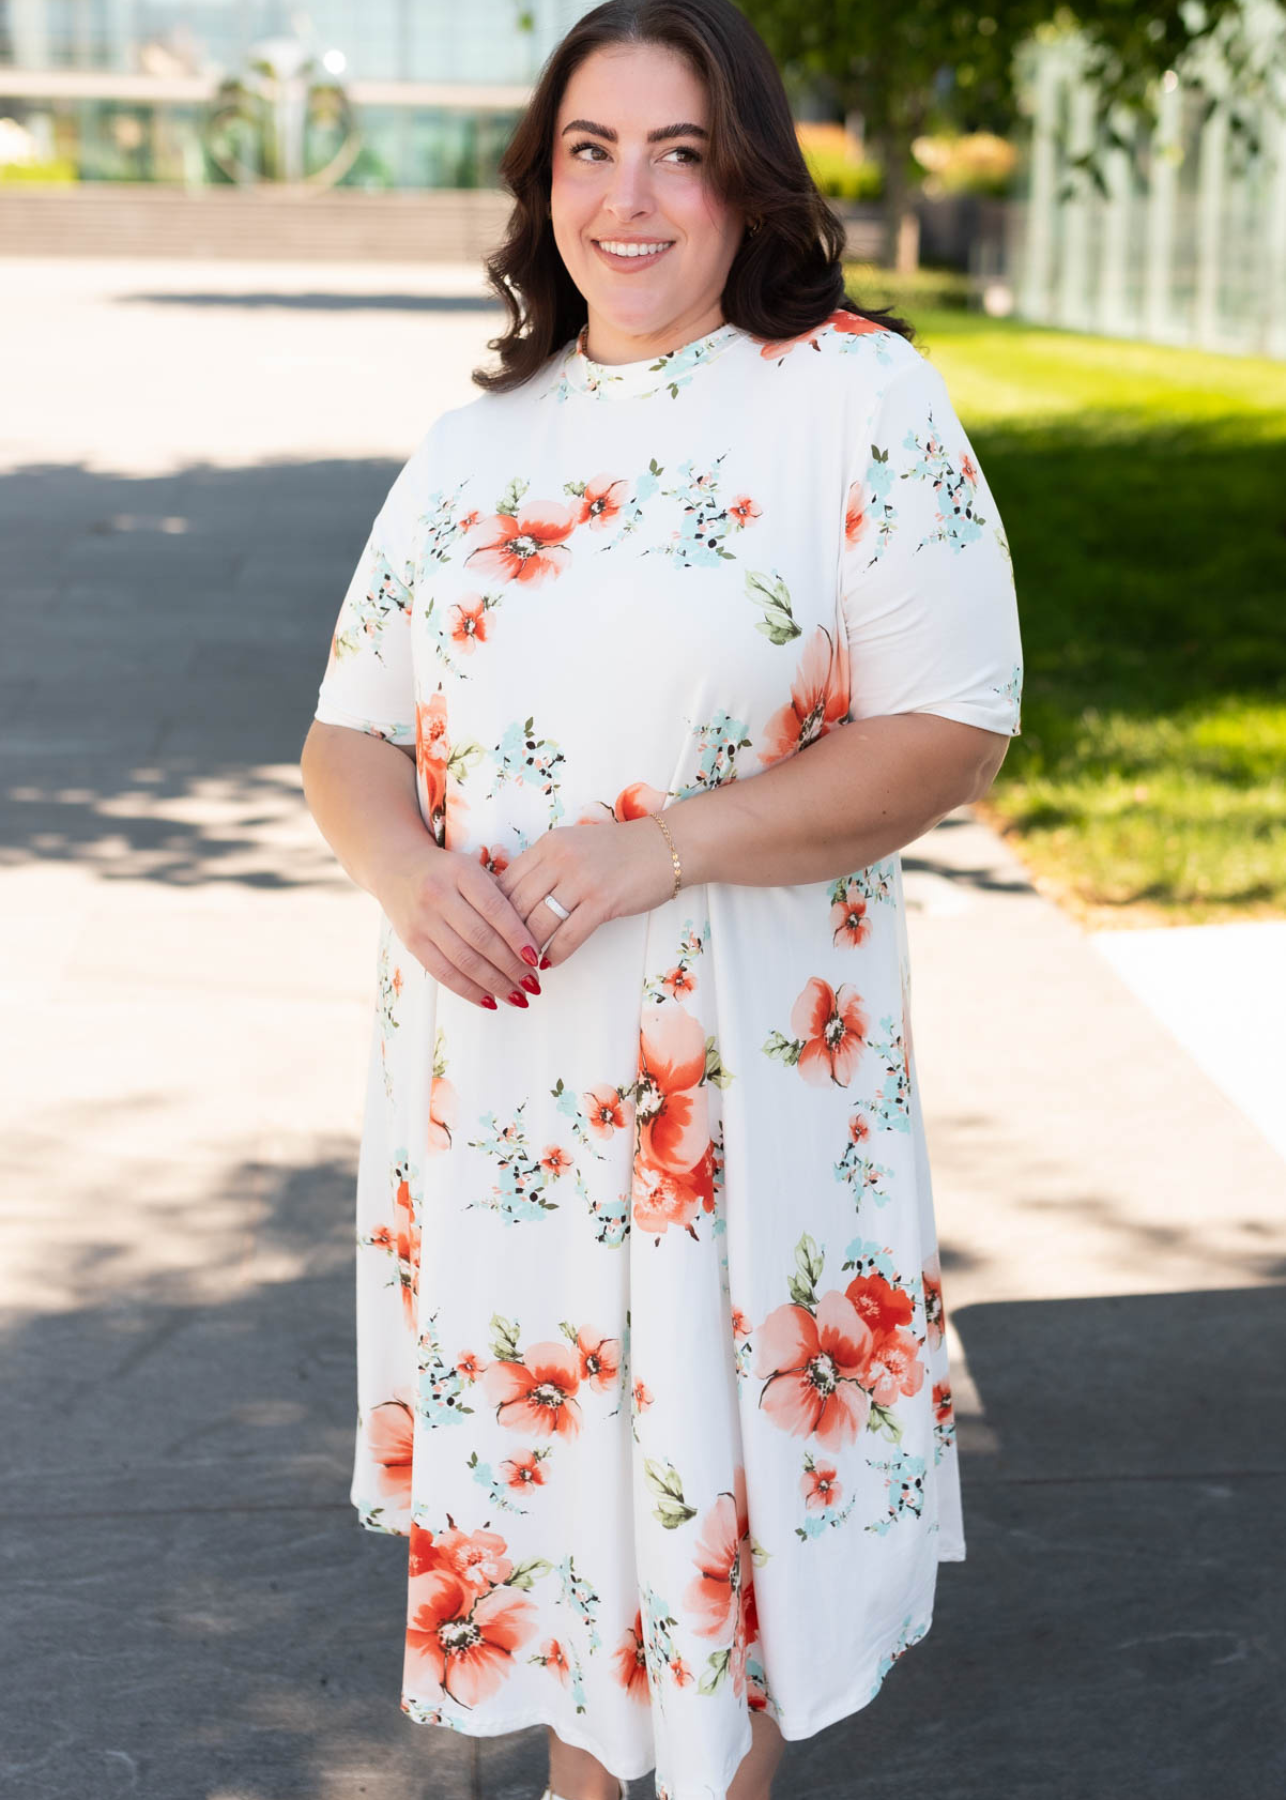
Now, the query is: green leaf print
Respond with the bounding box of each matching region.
[868,1401,904,1444]
[698,1647,732,1695]
[761,1029,802,1066]
[787,1232,825,1309]
[643,1456,698,1530]
[489,1312,522,1362]
[496,475,528,516]
[744,569,802,645]
[704,1035,733,1090]
[506,1557,554,1590]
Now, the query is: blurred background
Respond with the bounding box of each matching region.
[1,4,1283,1798]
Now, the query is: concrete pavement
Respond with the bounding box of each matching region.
[1,259,1283,1800]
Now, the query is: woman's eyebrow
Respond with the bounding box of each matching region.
[559,119,709,143]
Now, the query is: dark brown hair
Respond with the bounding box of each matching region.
[470,0,915,392]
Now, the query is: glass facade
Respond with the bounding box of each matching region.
[0,1,598,185]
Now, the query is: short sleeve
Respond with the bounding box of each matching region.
[313,434,434,746]
[839,350,1023,737]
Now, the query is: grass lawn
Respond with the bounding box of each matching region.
[843,270,1286,928]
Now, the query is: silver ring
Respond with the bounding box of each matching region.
[543,893,571,921]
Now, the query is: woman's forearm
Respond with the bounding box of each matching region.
[299,721,433,901]
[656,712,1010,889]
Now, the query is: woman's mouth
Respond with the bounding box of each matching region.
[592,239,676,271]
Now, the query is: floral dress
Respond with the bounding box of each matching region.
[312,310,1023,1800]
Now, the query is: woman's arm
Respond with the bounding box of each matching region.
[300,721,544,1007]
[640,711,1010,890]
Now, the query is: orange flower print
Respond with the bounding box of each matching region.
[632,1377,654,1413]
[844,1270,914,1339]
[660,964,696,999]
[540,1145,572,1177]
[463,501,576,586]
[477,843,510,876]
[727,494,762,528]
[575,473,631,531]
[415,692,468,848]
[933,1379,954,1426]
[428,1525,515,1596]
[499,1448,547,1492]
[615,780,669,820]
[682,1466,759,1699]
[369,1223,394,1251]
[447,594,489,652]
[585,1084,627,1138]
[753,1290,875,1446]
[404,1568,537,1708]
[757,308,887,362]
[613,1608,651,1702]
[844,477,867,546]
[802,1461,841,1512]
[831,886,871,949]
[864,1326,925,1408]
[577,1327,621,1392]
[633,1005,714,1236]
[366,1397,414,1509]
[392,1162,421,1327]
[790,976,868,1088]
[538,1636,571,1682]
[960,451,978,487]
[922,1252,946,1351]
[481,1340,583,1438]
[758,624,850,767]
[730,1307,752,1340]
[847,1109,870,1145]
[428,1076,457,1154]
[455,1351,482,1381]
[636,1005,709,1174]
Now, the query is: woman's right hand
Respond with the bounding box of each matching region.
[378,845,545,1009]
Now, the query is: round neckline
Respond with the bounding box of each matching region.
[561,318,747,399]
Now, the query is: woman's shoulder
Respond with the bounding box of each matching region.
[744,307,929,409]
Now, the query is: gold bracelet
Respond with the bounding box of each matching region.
[650,810,683,898]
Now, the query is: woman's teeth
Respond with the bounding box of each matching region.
[596,240,673,258]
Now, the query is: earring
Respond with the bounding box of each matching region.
[747,214,763,236]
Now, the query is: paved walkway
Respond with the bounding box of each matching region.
[1,260,1282,1800]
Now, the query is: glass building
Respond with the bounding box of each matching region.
[0,1,599,186]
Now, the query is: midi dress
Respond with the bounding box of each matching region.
[312,308,1023,1800]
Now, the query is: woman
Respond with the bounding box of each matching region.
[300,3,1022,1797]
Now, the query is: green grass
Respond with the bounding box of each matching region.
[841,279,1286,925]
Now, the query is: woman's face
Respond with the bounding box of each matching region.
[549,42,745,363]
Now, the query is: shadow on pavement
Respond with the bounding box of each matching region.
[1,1135,1281,1798]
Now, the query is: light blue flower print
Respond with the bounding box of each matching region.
[865,1447,927,1535]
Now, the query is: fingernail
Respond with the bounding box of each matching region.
[538,953,551,970]
[521,973,541,995]
[506,989,529,1008]
[520,945,539,967]
[479,994,498,1009]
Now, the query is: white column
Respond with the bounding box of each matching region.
[1193,98,1228,350]
[1261,94,1286,356]
[1056,72,1098,333]
[1097,100,1135,336]
[1144,72,1183,344]
[1017,41,1062,324]
[9,0,50,66]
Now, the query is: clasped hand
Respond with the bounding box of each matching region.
[382,816,679,1010]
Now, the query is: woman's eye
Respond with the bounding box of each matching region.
[568,140,702,165]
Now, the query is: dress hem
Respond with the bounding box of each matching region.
[394,1594,950,1797]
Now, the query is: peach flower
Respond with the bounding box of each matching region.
[790,976,868,1088]
[754,1291,875,1445]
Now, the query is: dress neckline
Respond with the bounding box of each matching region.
[559,318,747,400]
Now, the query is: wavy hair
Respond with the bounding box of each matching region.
[470,0,915,392]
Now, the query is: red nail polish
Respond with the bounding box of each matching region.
[520,945,539,967]
[507,989,529,1008]
[479,994,498,1009]
[521,973,541,995]
[538,953,551,970]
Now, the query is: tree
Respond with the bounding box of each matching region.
[737,0,1277,270]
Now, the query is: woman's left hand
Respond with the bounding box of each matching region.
[494,817,679,966]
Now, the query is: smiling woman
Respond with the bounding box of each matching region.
[298,4,1023,1800]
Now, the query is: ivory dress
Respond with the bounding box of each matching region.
[312,309,1023,1800]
